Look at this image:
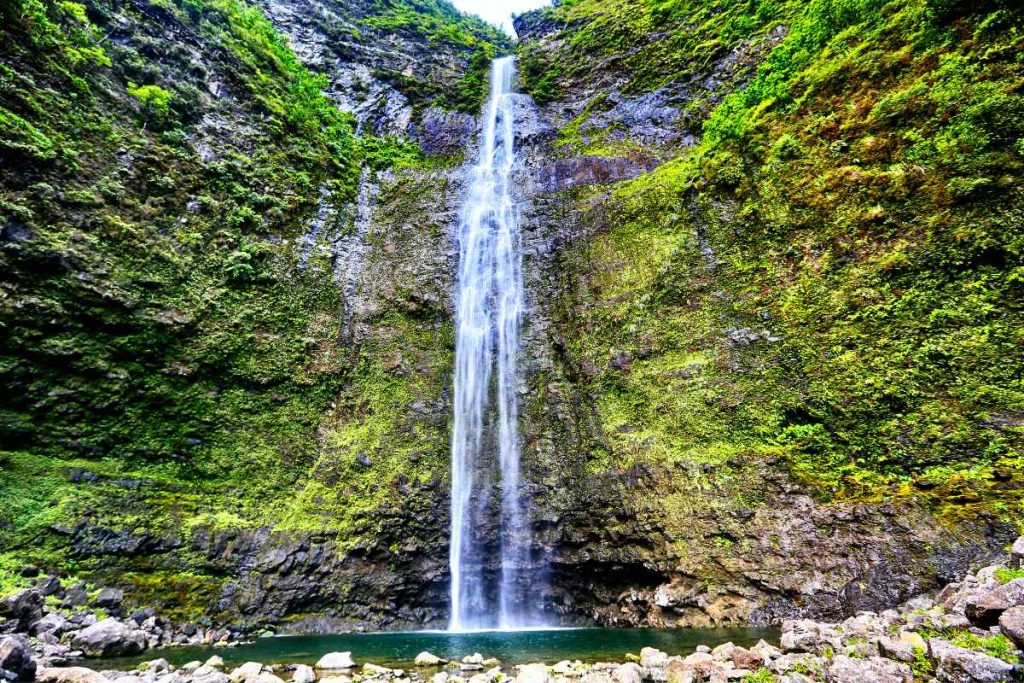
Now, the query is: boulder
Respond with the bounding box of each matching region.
[192,666,220,678]
[30,613,68,637]
[663,659,692,683]
[229,663,264,683]
[315,654,355,671]
[730,647,762,671]
[877,637,915,663]
[639,648,668,669]
[37,668,113,683]
[516,663,548,683]
[139,661,170,674]
[998,605,1024,649]
[193,672,230,683]
[0,635,36,682]
[777,675,815,683]
[414,653,445,667]
[750,640,782,662]
[180,663,202,674]
[38,641,79,666]
[461,655,484,667]
[579,673,612,683]
[430,673,449,683]
[965,579,1024,627]
[610,663,641,683]
[71,619,147,657]
[780,620,821,653]
[254,674,284,683]
[288,666,314,683]
[0,590,44,632]
[767,654,821,677]
[92,589,124,610]
[550,661,576,676]
[681,653,715,680]
[205,657,225,670]
[929,639,1014,683]
[710,643,735,662]
[1011,537,1024,569]
[824,655,912,683]
[36,577,63,598]
[61,585,89,609]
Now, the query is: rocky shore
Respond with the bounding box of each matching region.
[0,576,247,668]
[4,539,1024,683]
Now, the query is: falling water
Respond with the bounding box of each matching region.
[449,56,539,631]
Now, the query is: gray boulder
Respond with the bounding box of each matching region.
[315,654,354,671]
[639,647,668,669]
[997,605,1024,649]
[31,613,69,637]
[1011,537,1024,569]
[610,663,641,683]
[780,620,821,653]
[36,668,113,683]
[414,653,444,667]
[71,618,146,657]
[228,663,263,683]
[824,655,912,683]
[193,672,229,683]
[92,589,124,610]
[929,639,1014,683]
[0,590,43,632]
[291,665,315,683]
[965,579,1024,627]
[0,635,37,682]
[138,660,169,674]
[61,585,88,609]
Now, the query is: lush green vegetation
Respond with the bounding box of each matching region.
[3,0,1023,625]
[0,0,501,615]
[532,0,1024,517]
[359,0,512,112]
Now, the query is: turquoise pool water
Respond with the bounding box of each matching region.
[90,627,779,671]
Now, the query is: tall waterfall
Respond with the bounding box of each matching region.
[449,56,539,631]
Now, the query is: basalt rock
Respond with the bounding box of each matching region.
[70,618,147,657]
[0,590,43,634]
[0,635,37,682]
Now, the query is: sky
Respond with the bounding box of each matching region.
[449,0,552,35]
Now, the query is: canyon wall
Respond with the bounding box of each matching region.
[1,0,1022,630]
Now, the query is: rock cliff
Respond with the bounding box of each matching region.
[1,0,1022,631]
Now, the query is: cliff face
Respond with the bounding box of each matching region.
[509,0,1024,626]
[0,0,499,630]
[2,0,1023,631]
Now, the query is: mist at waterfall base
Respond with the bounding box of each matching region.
[449,57,543,632]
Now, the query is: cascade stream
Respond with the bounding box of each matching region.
[449,56,541,632]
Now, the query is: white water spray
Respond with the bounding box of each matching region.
[449,57,539,631]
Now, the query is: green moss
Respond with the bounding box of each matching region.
[0,0,497,619]
[540,0,1024,515]
[948,632,1020,664]
[995,567,1024,585]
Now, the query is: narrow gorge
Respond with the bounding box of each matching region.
[1,0,1023,659]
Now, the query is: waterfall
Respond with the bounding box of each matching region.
[449,56,540,631]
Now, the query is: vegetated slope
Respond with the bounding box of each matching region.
[514,0,1024,625]
[0,0,504,627]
